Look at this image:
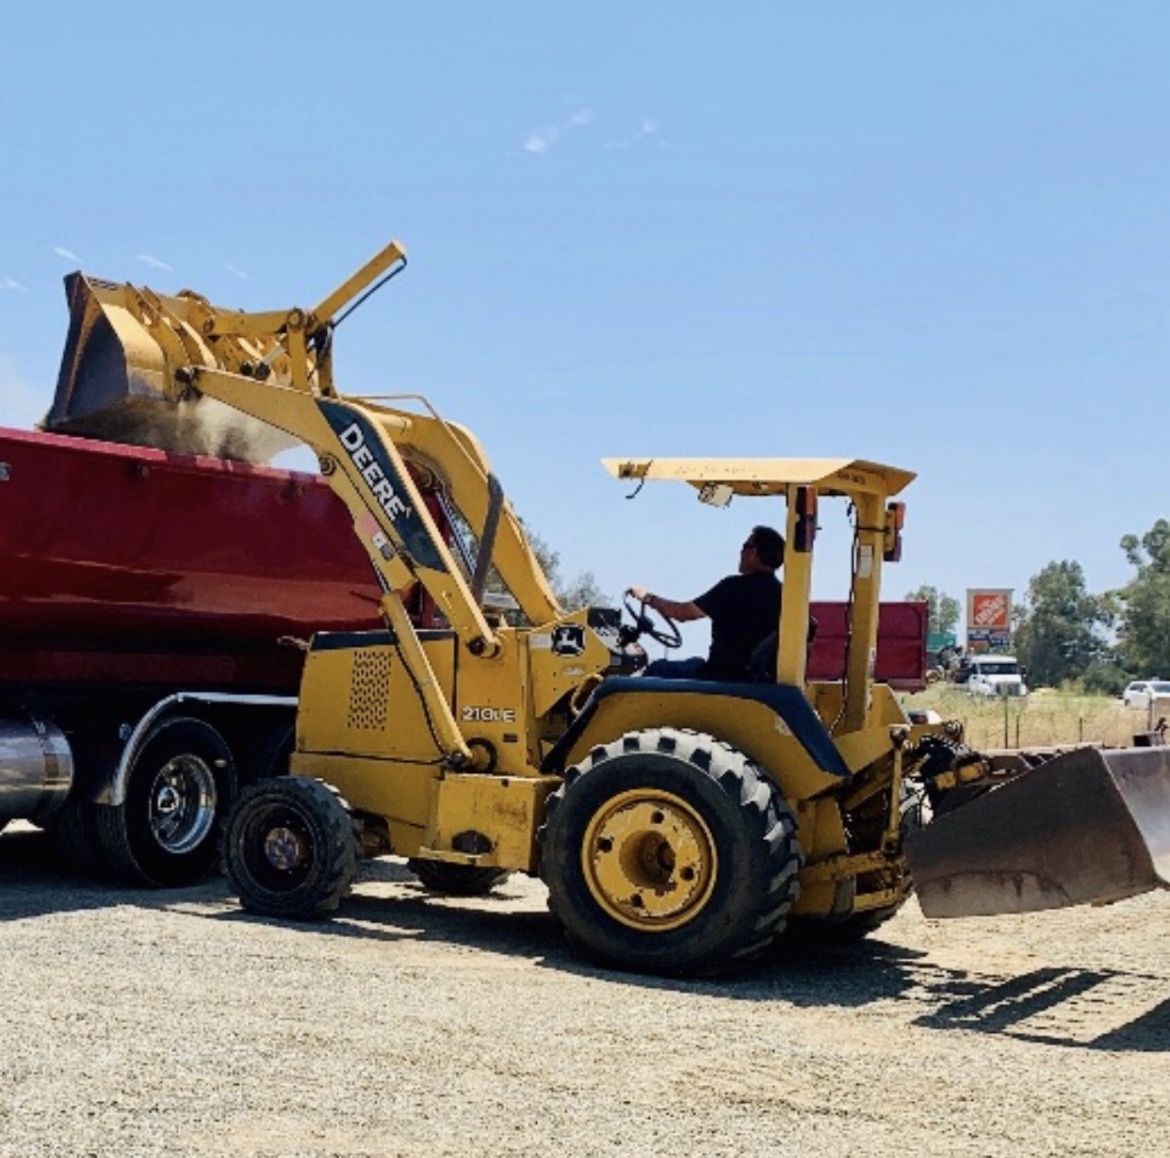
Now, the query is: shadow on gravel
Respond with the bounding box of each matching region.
[0,827,225,920]
[909,963,1170,1051]
[210,857,574,956]
[217,863,1170,1053]
[6,832,1167,1054]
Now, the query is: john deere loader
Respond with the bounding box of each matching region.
[50,240,1170,974]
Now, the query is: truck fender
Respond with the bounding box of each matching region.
[98,692,297,806]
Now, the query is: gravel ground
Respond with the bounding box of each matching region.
[2,822,1168,1158]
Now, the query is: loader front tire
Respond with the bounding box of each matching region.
[222,776,359,920]
[541,728,802,975]
[408,859,510,896]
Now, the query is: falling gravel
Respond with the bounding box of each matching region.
[1,824,1168,1158]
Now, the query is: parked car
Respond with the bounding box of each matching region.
[1122,680,1170,710]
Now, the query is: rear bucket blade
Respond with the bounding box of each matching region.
[45,271,293,463]
[907,746,1170,918]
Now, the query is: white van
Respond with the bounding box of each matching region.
[966,655,1028,697]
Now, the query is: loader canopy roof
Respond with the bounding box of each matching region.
[601,457,915,499]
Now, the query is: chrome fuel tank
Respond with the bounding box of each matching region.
[0,719,74,824]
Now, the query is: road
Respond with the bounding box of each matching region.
[1,823,1168,1157]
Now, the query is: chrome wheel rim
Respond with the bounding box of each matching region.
[148,755,217,855]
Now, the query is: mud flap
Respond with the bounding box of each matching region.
[907,746,1170,918]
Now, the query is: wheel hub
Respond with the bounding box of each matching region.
[149,756,217,856]
[582,789,716,931]
[263,825,309,871]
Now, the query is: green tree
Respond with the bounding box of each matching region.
[903,584,960,637]
[1116,519,1170,677]
[526,529,610,609]
[1012,561,1112,687]
[446,500,612,626]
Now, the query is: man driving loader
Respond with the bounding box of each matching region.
[627,524,784,681]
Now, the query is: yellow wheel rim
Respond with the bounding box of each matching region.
[581,789,717,932]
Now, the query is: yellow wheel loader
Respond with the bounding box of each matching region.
[55,241,1170,974]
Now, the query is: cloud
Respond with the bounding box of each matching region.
[524,127,559,155]
[137,253,174,272]
[224,263,249,280]
[605,116,668,151]
[53,246,81,263]
[0,277,27,292]
[522,106,594,155]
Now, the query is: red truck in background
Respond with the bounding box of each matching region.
[807,600,929,693]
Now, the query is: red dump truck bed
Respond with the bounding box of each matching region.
[0,427,927,695]
[0,427,382,691]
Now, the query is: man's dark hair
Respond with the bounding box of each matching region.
[750,525,785,569]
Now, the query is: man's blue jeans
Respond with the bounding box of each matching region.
[644,656,707,680]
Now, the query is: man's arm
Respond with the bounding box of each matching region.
[626,586,707,623]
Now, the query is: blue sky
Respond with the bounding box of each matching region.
[2,3,1167,645]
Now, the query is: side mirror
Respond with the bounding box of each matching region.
[883,501,905,562]
[793,486,818,553]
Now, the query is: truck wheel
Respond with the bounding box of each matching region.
[96,718,234,887]
[46,794,106,876]
[222,777,359,920]
[540,727,802,975]
[408,859,510,896]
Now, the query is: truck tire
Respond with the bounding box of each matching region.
[540,727,802,975]
[46,794,106,876]
[96,718,234,887]
[408,859,511,896]
[221,776,359,920]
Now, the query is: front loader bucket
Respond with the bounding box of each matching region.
[907,746,1170,918]
[46,271,293,463]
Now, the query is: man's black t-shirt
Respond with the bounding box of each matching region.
[694,571,782,680]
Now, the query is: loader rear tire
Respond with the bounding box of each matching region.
[787,905,902,946]
[96,718,234,887]
[222,776,359,920]
[408,859,510,896]
[541,727,802,975]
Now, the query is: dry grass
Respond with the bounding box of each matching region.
[899,685,1164,750]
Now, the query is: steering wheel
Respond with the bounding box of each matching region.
[622,594,683,650]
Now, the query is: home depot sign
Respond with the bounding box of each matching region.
[966,588,1013,652]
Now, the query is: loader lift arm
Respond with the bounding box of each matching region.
[58,239,571,769]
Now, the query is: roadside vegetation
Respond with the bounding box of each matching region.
[910,517,1170,716]
[900,684,1158,750]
